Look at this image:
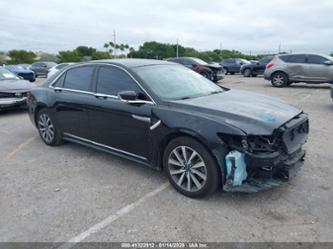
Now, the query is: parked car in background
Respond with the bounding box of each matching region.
[30,61,57,77]
[264,53,333,87]
[240,56,273,77]
[220,58,250,75]
[47,63,74,78]
[17,64,31,70]
[167,57,224,83]
[27,59,309,198]
[5,65,36,82]
[0,67,36,110]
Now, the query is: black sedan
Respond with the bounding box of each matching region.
[27,59,309,198]
[0,68,36,110]
[5,65,36,82]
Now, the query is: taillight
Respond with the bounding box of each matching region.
[266,63,274,69]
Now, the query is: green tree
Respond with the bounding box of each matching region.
[128,41,175,59]
[75,46,97,57]
[38,52,58,62]
[91,51,112,60]
[8,50,36,64]
[57,50,82,63]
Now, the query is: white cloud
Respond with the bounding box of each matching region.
[0,0,332,54]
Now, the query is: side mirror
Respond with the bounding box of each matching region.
[118,91,147,104]
[324,61,333,66]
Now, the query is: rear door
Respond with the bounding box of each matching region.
[284,54,308,81]
[52,65,96,139]
[306,54,332,82]
[88,65,153,160]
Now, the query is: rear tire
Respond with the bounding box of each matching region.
[37,109,63,146]
[271,72,289,88]
[230,72,235,75]
[163,136,220,198]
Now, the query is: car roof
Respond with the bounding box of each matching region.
[89,59,175,68]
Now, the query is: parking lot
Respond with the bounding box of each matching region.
[1,75,333,243]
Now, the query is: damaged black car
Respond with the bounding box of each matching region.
[27,59,309,198]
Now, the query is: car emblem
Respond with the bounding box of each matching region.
[15,93,23,97]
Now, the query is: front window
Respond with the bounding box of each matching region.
[97,66,143,96]
[134,65,223,100]
[190,58,208,65]
[0,68,19,80]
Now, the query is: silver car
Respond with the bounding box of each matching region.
[264,53,333,87]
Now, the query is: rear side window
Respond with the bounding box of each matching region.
[284,55,306,63]
[96,66,142,96]
[279,55,289,62]
[63,66,94,91]
[53,73,65,87]
[307,55,328,65]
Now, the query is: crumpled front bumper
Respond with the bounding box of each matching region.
[223,149,306,193]
[0,97,27,109]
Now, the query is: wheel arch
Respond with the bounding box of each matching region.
[270,70,289,80]
[157,130,225,188]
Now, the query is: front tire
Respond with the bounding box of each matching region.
[163,136,220,198]
[200,72,211,80]
[243,69,252,77]
[271,72,289,87]
[37,109,63,146]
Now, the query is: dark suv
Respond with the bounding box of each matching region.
[240,56,273,77]
[220,58,250,75]
[167,57,224,83]
[30,61,57,77]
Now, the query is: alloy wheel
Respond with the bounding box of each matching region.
[273,74,285,86]
[38,113,55,144]
[168,146,207,192]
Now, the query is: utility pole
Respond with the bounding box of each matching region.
[278,42,281,54]
[220,42,223,58]
[113,29,117,56]
[176,39,179,58]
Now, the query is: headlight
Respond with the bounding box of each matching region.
[219,134,280,153]
[218,134,249,151]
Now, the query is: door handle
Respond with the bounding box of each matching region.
[131,114,151,123]
[54,87,62,92]
[94,93,109,99]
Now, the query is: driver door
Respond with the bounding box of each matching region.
[88,65,153,160]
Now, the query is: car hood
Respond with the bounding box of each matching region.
[171,89,302,135]
[204,64,222,70]
[0,79,36,92]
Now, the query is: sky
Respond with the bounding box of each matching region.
[0,0,332,54]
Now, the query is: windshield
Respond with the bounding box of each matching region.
[134,65,223,100]
[191,58,208,65]
[0,68,19,80]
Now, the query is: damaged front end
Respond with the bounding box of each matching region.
[220,113,309,193]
